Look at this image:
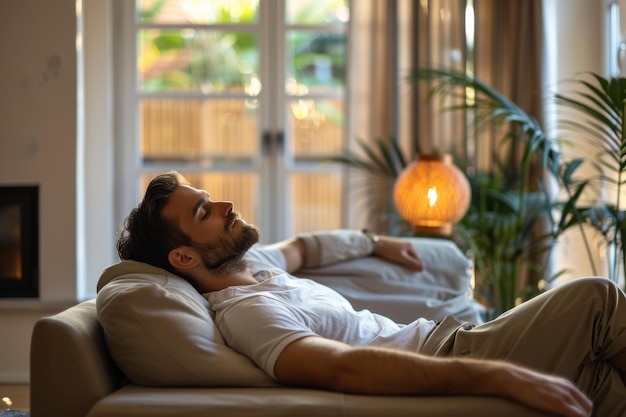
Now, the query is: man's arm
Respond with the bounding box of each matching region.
[270,233,424,274]
[274,336,592,417]
[263,237,306,274]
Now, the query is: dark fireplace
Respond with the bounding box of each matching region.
[0,186,38,298]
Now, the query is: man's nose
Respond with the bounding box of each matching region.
[217,201,234,215]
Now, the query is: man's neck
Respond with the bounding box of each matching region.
[194,262,257,292]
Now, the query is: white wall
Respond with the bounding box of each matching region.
[0,0,79,382]
[545,0,617,282]
[0,0,119,383]
[80,0,116,299]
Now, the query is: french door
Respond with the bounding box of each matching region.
[114,0,350,242]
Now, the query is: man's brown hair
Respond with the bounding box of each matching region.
[116,171,194,274]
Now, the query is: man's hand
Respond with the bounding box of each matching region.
[372,236,424,271]
[496,363,593,417]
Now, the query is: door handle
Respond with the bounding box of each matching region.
[261,131,284,154]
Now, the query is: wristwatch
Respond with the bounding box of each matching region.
[362,229,380,245]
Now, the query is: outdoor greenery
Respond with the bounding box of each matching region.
[335,68,626,318]
[138,0,347,93]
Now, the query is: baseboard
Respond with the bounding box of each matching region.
[0,372,29,384]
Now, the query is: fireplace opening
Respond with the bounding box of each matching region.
[0,186,38,298]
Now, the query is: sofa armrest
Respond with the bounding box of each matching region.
[30,299,124,417]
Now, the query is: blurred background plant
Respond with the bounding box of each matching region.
[553,74,626,290]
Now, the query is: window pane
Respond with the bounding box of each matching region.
[291,172,343,234]
[285,0,349,25]
[138,0,259,24]
[289,99,344,158]
[285,31,346,94]
[139,30,259,93]
[141,172,259,225]
[141,99,259,162]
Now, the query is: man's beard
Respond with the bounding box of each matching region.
[192,222,260,275]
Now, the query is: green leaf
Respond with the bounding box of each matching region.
[152,33,185,52]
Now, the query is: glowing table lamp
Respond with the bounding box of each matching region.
[393,153,471,236]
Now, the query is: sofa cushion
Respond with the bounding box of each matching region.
[96,260,276,387]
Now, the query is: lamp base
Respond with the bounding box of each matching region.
[412,224,453,237]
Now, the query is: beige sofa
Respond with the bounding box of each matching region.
[29,238,555,417]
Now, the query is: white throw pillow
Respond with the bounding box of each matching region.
[96,260,276,387]
[299,237,481,324]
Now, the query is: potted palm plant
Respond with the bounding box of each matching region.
[553,73,626,285]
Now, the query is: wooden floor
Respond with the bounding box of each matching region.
[0,384,29,412]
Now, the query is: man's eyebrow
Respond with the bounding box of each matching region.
[192,196,206,218]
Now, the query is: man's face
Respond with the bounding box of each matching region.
[161,185,260,271]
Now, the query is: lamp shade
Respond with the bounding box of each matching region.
[393,153,471,235]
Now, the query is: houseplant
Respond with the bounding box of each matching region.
[553,73,626,285]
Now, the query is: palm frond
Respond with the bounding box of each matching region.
[330,137,408,178]
[409,67,558,175]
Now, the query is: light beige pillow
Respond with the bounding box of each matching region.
[299,237,481,324]
[96,260,275,387]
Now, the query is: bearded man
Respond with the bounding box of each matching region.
[116,171,626,417]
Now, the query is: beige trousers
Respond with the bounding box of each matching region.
[422,277,626,417]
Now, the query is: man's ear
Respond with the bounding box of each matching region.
[168,246,199,271]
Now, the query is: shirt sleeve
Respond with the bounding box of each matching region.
[297,229,374,268]
[212,293,316,380]
[245,245,288,271]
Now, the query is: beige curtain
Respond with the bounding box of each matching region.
[349,1,397,143]
[472,0,545,175]
[407,0,545,173]
[347,0,401,232]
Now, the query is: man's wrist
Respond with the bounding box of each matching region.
[361,229,380,253]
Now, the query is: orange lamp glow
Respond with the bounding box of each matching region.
[393,154,471,236]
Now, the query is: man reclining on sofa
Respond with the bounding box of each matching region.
[106,170,626,417]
